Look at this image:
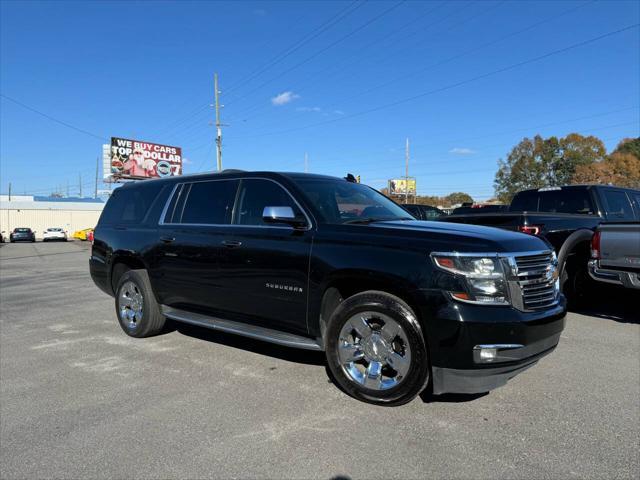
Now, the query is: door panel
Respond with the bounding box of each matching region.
[148,179,239,312]
[221,226,312,333]
[219,178,313,334]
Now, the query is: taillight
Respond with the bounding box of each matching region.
[591,231,601,259]
[518,225,541,235]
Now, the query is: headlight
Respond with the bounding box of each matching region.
[431,253,509,306]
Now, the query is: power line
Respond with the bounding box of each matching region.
[1,94,107,141]
[147,2,368,139]
[228,22,639,140]
[235,0,591,125]
[224,0,366,96]
[274,106,638,170]
[225,0,407,109]
[229,0,454,121]
[329,0,597,108]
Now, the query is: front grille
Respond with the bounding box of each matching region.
[513,252,558,310]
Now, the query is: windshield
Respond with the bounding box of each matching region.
[15,228,30,232]
[295,178,412,224]
[47,228,62,231]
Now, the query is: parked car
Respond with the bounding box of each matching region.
[90,172,566,406]
[589,223,640,290]
[43,227,68,242]
[441,185,640,304]
[451,204,509,215]
[72,228,94,241]
[0,231,5,243]
[402,203,446,220]
[9,227,36,243]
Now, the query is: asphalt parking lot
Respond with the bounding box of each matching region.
[1,241,638,479]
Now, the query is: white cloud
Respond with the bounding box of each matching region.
[296,106,322,113]
[271,91,300,106]
[182,157,192,165]
[333,110,345,115]
[449,147,476,155]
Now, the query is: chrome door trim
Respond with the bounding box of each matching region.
[158,176,314,230]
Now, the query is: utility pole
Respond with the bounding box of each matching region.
[405,138,410,204]
[304,152,309,173]
[214,73,223,171]
[79,173,82,198]
[8,182,11,201]
[95,156,99,199]
[66,180,70,198]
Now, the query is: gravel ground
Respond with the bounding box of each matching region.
[1,241,638,479]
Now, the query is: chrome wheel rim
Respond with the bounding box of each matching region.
[118,281,144,330]
[337,311,411,391]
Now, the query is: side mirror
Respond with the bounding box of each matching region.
[262,206,307,228]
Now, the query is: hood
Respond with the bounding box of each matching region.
[368,220,550,253]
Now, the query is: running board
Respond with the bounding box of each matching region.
[161,305,323,351]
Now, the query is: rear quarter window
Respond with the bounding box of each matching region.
[99,182,164,225]
[538,189,594,214]
[602,190,635,221]
[510,191,538,212]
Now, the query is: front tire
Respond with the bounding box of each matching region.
[115,269,165,338]
[325,291,429,406]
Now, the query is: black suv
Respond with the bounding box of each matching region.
[90,172,566,406]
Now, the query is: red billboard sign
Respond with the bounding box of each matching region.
[110,137,182,179]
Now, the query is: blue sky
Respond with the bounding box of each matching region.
[1,0,639,200]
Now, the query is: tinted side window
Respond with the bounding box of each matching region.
[539,189,594,214]
[235,179,302,226]
[403,205,422,219]
[180,180,239,224]
[603,190,635,220]
[510,191,538,212]
[100,183,163,225]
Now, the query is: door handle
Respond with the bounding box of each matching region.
[160,236,175,243]
[221,240,242,248]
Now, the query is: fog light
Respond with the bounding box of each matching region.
[479,348,497,361]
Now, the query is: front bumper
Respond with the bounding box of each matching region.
[431,332,561,394]
[416,291,566,395]
[588,260,640,290]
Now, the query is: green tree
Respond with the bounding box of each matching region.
[445,192,474,205]
[557,133,606,183]
[612,137,640,159]
[573,152,640,188]
[494,133,606,202]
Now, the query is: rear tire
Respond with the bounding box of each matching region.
[562,255,594,309]
[325,290,429,406]
[114,269,165,338]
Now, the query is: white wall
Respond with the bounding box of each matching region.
[1,203,104,239]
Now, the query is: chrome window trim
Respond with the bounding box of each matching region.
[158,176,314,230]
[158,183,181,225]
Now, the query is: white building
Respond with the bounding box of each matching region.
[0,195,105,239]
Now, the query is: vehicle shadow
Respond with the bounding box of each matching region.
[171,321,326,367]
[173,321,494,405]
[570,286,639,324]
[420,390,489,403]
